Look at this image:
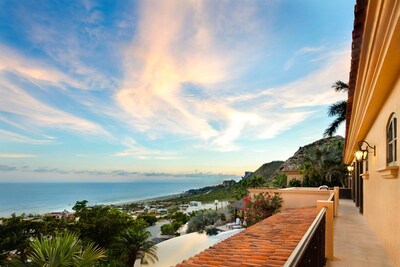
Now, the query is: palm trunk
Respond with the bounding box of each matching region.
[128,251,138,267]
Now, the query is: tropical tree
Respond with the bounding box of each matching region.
[10,232,105,266]
[271,172,287,188]
[0,214,63,262]
[324,81,349,137]
[72,201,137,248]
[109,226,158,267]
[233,175,267,200]
[300,139,347,186]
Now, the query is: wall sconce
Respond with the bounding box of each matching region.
[347,164,354,172]
[355,140,376,162]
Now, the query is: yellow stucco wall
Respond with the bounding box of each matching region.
[361,75,400,266]
[343,1,400,264]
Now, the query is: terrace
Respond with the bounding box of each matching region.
[175,187,394,267]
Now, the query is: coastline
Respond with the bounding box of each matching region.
[0,192,185,218]
[0,189,191,218]
[113,192,184,206]
[0,181,211,218]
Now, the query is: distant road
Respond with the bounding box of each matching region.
[147,220,169,239]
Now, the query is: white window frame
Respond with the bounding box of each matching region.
[387,113,397,166]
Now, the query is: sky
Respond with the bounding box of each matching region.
[0,0,355,182]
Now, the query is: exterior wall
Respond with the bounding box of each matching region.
[360,76,400,266]
[343,0,400,264]
[248,188,332,210]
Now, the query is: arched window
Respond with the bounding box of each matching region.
[387,113,397,165]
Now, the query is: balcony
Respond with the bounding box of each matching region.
[326,199,394,267]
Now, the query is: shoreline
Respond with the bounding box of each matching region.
[0,191,190,218]
[112,192,184,206]
[0,181,228,218]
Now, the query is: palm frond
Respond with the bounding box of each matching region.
[110,227,158,266]
[332,81,349,92]
[324,116,344,137]
[327,100,347,117]
[24,232,104,267]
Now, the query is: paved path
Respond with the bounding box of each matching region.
[146,220,169,239]
[327,199,394,267]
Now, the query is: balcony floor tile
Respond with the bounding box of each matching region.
[327,199,394,267]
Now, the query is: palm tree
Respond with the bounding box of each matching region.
[11,232,105,267]
[109,227,158,267]
[324,81,349,137]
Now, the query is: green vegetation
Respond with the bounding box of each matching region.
[1,201,158,266]
[270,172,287,188]
[324,81,348,137]
[168,185,237,203]
[299,139,347,187]
[137,214,157,226]
[11,232,105,267]
[288,178,302,187]
[242,192,282,226]
[246,161,284,181]
[167,212,188,225]
[161,212,188,235]
[0,214,71,262]
[187,210,226,233]
[109,226,157,266]
[72,201,138,248]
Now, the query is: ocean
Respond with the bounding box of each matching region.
[0,180,220,217]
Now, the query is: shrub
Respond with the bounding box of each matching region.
[137,214,157,226]
[242,192,282,227]
[160,224,175,235]
[288,178,302,187]
[186,210,225,233]
[169,212,188,225]
[271,172,287,188]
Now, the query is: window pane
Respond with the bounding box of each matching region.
[389,143,393,163]
[389,122,393,141]
[395,139,397,161]
[395,118,397,138]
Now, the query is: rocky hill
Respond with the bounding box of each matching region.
[278,135,344,172]
[246,161,284,181]
[248,135,344,182]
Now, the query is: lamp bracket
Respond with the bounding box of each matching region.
[358,140,376,156]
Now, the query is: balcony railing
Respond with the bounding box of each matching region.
[284,207,327,267]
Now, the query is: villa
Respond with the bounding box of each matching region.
[171,0,400,266]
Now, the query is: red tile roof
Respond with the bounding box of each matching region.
[345,0,367,145]
[176,207,317,267]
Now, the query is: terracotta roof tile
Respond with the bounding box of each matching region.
[176,207,317,267]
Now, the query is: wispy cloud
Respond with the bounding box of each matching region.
[115,1,277,150]
[117,2,350,149]
[0,130,56,144]
[112,138,178,160]
[0,153,36,158]
[284,46,324,70]
[0,77,109,136]
[0,45,83,89]
[112,1,351,152]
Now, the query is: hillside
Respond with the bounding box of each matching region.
[247,161,284,181]
[247,135,345,180]
[278,135,344,172]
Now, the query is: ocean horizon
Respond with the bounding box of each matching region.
[0,180,226,217]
